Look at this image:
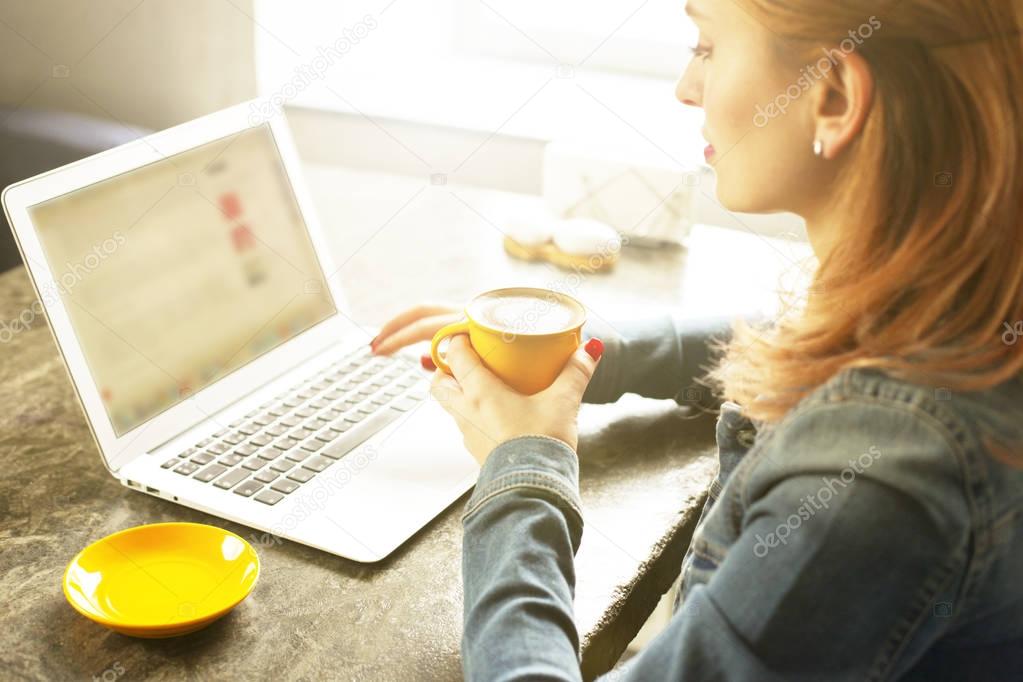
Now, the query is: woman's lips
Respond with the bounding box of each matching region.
[704,144,716,161]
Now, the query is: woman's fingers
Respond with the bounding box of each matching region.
[445,335,501,395]
[372,311,460,355]
[430,368,463,414]
[372,304,458,348]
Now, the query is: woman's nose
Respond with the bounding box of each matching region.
[676,68,702,108]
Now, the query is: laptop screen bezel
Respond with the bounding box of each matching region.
[1,101,356,473]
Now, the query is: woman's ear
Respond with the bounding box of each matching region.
[811,50,875,159]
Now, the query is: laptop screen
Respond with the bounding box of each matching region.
[29,123,337,436]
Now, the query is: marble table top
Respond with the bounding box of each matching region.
[0,166,739,680]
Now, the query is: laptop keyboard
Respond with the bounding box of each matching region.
[159,346,429,506]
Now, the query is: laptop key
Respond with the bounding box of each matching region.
[390,397,419,412]
[254,412,275,426]
[257,446,284,461]
[302,455,334,472]
[219,453,245,467]
[255,469,280,484]
[191,451,215,465]
[270,459,295,473]
[271,479,301,494]
[324,407,402,460]
[301,439,326,452]
[207,441,230,455]
[285,449,312,463]
[235,443,259,456]
[233,480,263,497]
[275,437,298,450]
[254,490,286,506]
[250,434,272,447]
[213,468,249,490]
[175,461,201,476]
[222,431,245,445]
[195,463,229,483]
[161,457,180,469]
[177,447,198,458]
[265,424,287,437]
[239,421,261,434]
[242,457,265,471]
[285,468,314,484]
[315,431,339,444]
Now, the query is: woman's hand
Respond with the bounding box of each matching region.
[429,334,605,465]
[370,303,462,362]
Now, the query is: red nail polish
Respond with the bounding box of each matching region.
[370,335,379,348]
[584,337,604,361]
[420,353,436,371]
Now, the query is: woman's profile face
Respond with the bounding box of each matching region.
[677,0,826,219]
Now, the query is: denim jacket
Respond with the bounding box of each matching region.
[459,314,1023,681]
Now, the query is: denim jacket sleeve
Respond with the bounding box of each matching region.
[460,402,971,681]
[580,314,735,406]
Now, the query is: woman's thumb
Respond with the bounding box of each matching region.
[549,338,603,398]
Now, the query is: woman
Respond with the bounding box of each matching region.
[370,0,1023,678]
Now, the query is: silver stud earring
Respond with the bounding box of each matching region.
[813,139,824,158]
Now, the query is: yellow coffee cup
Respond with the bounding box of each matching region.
[430,287,586,394]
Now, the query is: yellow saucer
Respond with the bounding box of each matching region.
[63,522,260,638]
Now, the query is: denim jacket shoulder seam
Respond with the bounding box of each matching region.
[866,548,967,681]
[739,394,981,672]
[740,394,976,515]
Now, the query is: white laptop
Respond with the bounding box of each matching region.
[2,101,480,562]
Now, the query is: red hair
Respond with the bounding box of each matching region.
[710,0,1023,428]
